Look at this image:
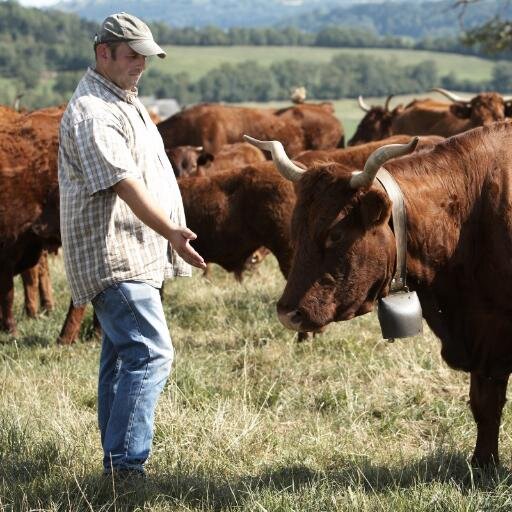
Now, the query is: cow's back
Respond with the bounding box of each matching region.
[275,103,344,150]
[296,135,443,168]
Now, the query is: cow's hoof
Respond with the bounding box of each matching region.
[25,308,38,318]
[1,323,18,336]
[56,335,76,345]
[41,303,55,313]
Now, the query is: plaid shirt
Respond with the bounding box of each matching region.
[58,67,191,306]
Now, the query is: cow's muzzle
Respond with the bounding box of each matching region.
[277,304,325,332]
[277,308,304,332]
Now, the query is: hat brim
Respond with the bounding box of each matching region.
[128,39,166,59]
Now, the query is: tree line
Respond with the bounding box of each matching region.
[136,55,512,104]
[135,56,437,104]
[9,50,512,109]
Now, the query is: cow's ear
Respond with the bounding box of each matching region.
[197,152,214,166]
[360,189,391,229]
[450,102,471,119]
[505,101,512,117]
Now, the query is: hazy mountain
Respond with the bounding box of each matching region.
[281,0,512,38]
[51,0,442,28]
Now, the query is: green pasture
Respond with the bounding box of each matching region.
[151,45,500,82]
[2,254,512,511]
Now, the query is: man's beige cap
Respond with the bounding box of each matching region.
[96,12,166,59]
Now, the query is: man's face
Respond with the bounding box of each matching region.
[101,42,147,91]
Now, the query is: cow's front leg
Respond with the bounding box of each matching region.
[38,251,54,313]
[21,264,39,318]
[0,271,16,334]
[470,372,509,466]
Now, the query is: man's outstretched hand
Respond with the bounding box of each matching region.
[168,226,207,269]
[112,178,207,269]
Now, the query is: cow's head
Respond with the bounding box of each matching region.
[432,88,512,127]
[166,145,207,177]
[244,134,418,333]
[348,95,403,146]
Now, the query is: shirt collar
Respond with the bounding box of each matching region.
[86,67,138,104]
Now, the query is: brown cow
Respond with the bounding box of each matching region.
[348,95,403,146]
[295,134,443,169]
[196,142,266,175]
[0,105,58,321]
[179,162,296,278]
[167,142,266,178]
[165,145,204,177]
[0,105,21,126]
[349,90,512,145]
[249,121,512,466]
[274,102,345,149]
[0,108,62,333]
[158,103,305,156]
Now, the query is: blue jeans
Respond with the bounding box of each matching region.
[92,281,173,473]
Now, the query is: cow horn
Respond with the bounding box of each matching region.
[431,87,466,103]
[503,95,512,102]
[384,94,394,111]
[357,95,371,112]
[243,135,306,182]
[350,137,420,189]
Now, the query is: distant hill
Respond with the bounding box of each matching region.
[52,0,444,29]
[53,0,342,27]
[50,0,512,40]
[281,0,512,39]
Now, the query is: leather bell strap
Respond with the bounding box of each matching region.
[375,167,407,293]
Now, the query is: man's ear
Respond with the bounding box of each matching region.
[95,43,109,61]
[359,189,391,229]
[450,102,471,119]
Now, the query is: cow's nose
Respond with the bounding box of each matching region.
[277,308,303,331]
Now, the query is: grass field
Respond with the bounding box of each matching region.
[2,253,512,511]
[2,47,512,509]
[151,46,502,82]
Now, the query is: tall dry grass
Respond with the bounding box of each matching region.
[1,254,512,511]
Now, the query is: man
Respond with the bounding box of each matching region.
[58,12,206,477]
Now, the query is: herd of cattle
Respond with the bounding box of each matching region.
[3,86,512,467]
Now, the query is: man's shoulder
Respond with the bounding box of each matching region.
[63,74,122,127]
